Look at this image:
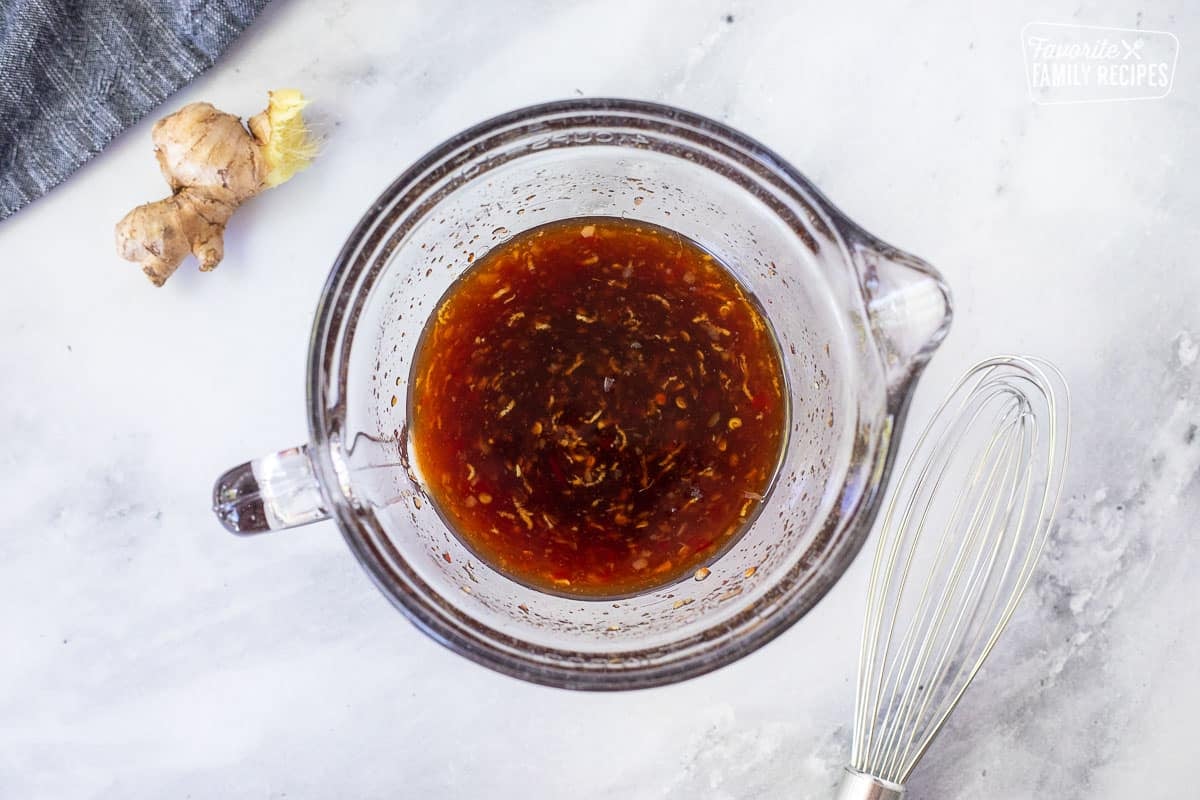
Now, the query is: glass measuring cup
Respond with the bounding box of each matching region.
[213,99,952,689]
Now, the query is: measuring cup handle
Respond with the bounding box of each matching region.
[212,445,330,534]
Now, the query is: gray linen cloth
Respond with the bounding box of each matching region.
[0,0,270,221]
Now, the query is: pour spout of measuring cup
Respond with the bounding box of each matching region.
[838,220,953,401]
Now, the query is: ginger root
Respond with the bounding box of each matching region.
[115,90,316,286]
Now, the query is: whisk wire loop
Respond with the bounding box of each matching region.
[847,356,1070,791]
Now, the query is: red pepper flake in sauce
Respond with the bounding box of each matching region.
[409,217,786,598]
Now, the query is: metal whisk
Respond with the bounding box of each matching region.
[836,356,1071,799]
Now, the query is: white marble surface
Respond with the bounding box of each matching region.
[2,1,1197,797]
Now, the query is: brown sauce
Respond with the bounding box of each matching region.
[409,217,786,597]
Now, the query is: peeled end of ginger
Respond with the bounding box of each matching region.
[250,89,318,188]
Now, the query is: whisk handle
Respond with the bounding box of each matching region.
[835,768,905,800]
